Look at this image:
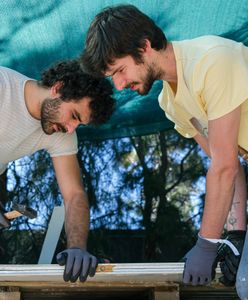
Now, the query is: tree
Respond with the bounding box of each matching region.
[78,130,208,262]
[0,130,209,263]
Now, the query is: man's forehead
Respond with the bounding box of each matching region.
[104,56,131,76]
[67,96,91,108]
[105,63,119,77]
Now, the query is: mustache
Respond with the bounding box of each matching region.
[53,123,67,133]
[58,124,67,133]
[125,82,139,89]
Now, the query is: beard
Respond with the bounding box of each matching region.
[135,63,162,96]
[40,97,65,135]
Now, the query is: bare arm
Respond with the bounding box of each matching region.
[194,107,246,238]
[226,162,247,231]
[52,154,89,249]
[183,108,246,285]
[194,132,247,232]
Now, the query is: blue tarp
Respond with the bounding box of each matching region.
[1,0,248,140]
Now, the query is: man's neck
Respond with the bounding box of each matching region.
[24,80,50,120]
[156,42,177,84]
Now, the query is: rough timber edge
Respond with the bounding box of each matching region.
[0,263,223,285]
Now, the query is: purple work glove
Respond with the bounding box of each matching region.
[56,248,98,282]
[183,236,218,285]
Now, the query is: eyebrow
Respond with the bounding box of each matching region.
[106,66,123,77]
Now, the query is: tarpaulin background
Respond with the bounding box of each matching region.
[1,0,248,140]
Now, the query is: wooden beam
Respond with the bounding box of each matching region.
[0,292,20,300]
[0,288,20,300]
[154,286,180,300]
[0,263,223,288]
[0,263,238,299]
[0,263,184,284]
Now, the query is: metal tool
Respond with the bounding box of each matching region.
[0,203,37,229]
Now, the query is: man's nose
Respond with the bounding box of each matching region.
[66,120,80,134]
[112,75,126,91]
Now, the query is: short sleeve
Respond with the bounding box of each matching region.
[174,123,198,138]
[196,46,248,120]
[47,132,78,157]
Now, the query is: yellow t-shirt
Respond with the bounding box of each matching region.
[158,35,248,151]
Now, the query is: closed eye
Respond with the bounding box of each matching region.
[72,112,82,122]
[118,67,125,74]
[112,66,125,76]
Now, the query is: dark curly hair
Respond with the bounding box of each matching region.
[81,4,167,77]
[39,60,115,125]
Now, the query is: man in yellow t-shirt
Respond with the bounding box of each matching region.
[81,4,248,295]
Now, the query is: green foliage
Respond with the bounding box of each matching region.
[78,130,207,261]
[0,130,208,263]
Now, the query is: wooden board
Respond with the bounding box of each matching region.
[0,264,237,299]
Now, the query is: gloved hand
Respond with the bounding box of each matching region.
[56,248,98,282]
[216,230,246,286]
[183,235,218,285]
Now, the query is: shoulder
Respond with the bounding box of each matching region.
[46,132,78,157]
[174,35,240,48]
[173,35,245,61]
[176,36,247,88]
[0,66,31,85]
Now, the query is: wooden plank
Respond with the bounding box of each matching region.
[0,263,237,299]
[0,292,20,300]
[154,291,179,300]
[154,286,180,300]
[0,263,183,283]
[0,263,221,286]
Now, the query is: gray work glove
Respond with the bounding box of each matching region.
[183,236,218,285]
[56,248,98,282]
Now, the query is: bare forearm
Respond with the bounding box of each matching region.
[200,166,237,238]
[227,162,247,231]
[64,191,90,249]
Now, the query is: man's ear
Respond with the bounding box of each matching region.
[143,39,152,54]
[51,81,63,98]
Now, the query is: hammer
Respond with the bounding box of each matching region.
[0,203,37,229]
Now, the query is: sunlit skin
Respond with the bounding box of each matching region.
[104,41,247,241]
[104,41,177,95]
[105,55,162,95]
[41,96,92,135]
